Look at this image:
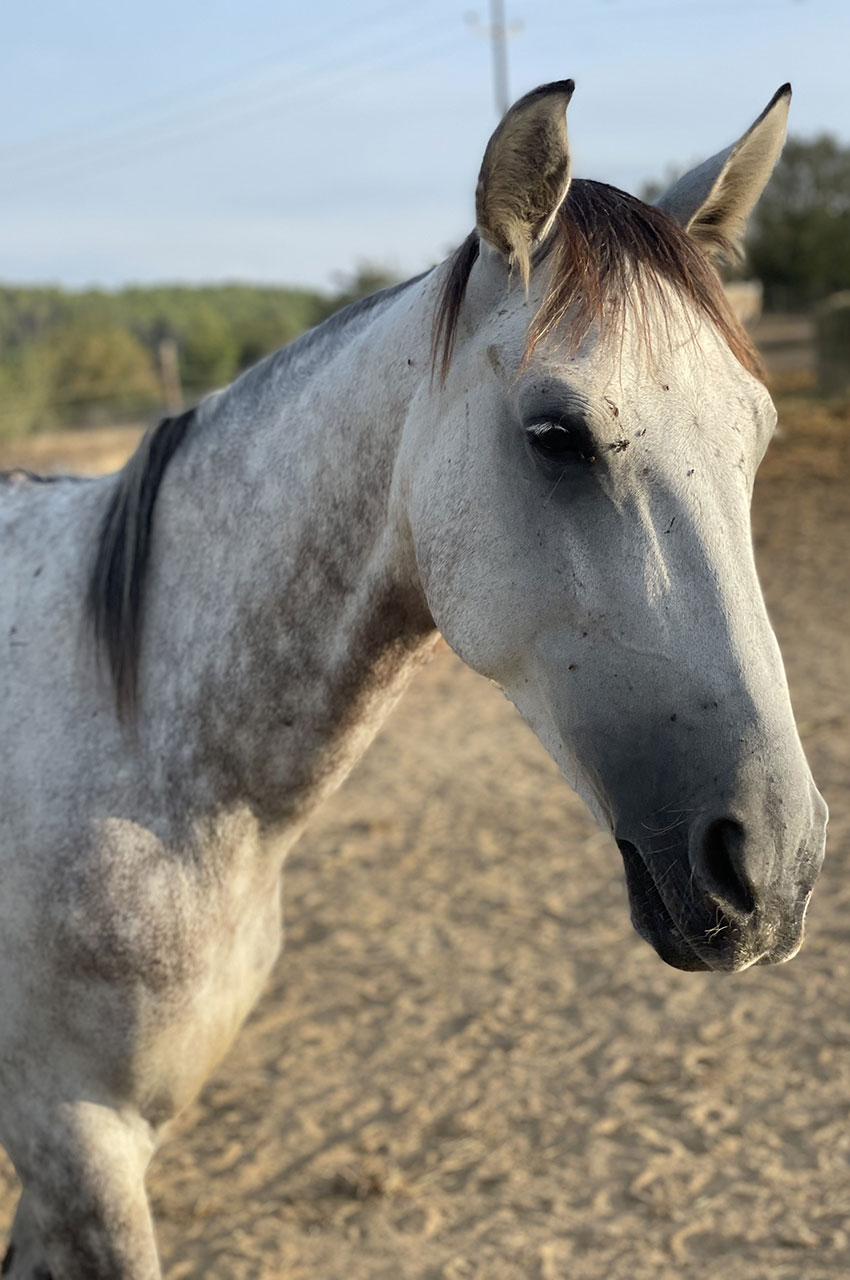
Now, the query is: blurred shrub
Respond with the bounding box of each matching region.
[48,322,161,425]
[177,305,239,393]
[748,135,850,310]
[0,346,53,437]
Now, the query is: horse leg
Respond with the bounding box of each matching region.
[2,1193,51,1279]
[2,1104,160,1280]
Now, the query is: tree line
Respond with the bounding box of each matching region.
[0,267,396,438]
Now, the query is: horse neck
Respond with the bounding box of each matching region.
[146,278,438,830]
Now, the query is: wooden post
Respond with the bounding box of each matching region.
[157,337,183,414]
[815,292,850,397]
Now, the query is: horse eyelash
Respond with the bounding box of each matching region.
[525,417,589,436]
[525,419,598,462]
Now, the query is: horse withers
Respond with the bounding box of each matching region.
[0,79,826,1277]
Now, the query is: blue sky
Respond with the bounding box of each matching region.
[0,0,846,291]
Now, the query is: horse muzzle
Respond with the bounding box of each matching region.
[615,787,827,972]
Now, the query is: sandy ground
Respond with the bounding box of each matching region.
[0,389,848,1279]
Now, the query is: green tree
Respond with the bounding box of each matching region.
[747,135,850,309]
[178,305,239,392]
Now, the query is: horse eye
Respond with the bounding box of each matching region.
[526,420,596,464]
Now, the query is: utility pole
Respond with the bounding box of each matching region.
[489,0,510,119]
[466,3,523,118]
[157,337,183,414]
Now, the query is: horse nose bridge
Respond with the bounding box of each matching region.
[613,495,782,687]
[570,550,786,722]
[615,470,756,592]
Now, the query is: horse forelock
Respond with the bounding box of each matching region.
[432,178,763,383]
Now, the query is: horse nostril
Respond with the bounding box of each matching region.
[697,818,756,916]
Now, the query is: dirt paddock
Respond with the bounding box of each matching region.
[0,390,848,1279]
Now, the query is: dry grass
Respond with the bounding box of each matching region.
[0,423,145,477]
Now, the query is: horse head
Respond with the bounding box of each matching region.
[403,80,827,972]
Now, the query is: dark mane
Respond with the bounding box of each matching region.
[432,178,763,383]
[89,408,196,720]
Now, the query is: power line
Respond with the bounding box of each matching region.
[1,27,457,193]
[521,0,816,23]
[0,1,426,166]
[3,27,443,183]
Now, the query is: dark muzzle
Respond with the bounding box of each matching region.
[616,789,826,971]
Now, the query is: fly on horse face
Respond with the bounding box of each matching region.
[0,79,827,1278]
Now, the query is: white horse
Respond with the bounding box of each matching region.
[0,79,827,1278]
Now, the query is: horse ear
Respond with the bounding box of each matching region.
[656,84,791,261]
[476,79,575,287]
